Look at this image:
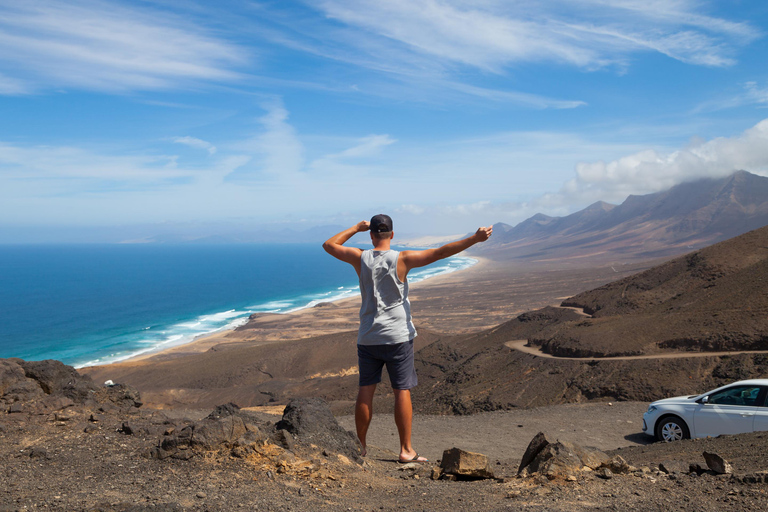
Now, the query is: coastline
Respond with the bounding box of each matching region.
[86,255,488,368]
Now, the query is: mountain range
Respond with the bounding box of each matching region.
[475,170,768,263]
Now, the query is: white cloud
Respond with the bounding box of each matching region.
[173,136,217,155]
[228,101,305,180]
[0,143,186,181]
[0,0,246,94]
[745,82,768,106]
[324,135,396,160]
[0,73,30,95]
[560,118,768,203]
[363,117,768,231]
[314,0,759,71]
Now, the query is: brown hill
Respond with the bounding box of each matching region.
[411,225,768,414]
[551,224,768,356]
[476,170,768,263]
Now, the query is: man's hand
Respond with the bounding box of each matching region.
[474,226,493,242]
[356,221,370,232]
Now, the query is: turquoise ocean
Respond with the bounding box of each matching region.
[0,244,475,368]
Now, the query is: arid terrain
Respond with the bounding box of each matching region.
[4,219,768,510]
[3,361,768,512]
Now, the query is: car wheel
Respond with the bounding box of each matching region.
[655,416,690,442]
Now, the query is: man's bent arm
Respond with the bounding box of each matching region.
[399,226,492,279]
[322,221,368,273]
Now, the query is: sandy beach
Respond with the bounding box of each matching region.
[81,256,654,411]
[111,255,655,363]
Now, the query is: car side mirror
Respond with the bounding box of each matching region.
[696,396,709,404]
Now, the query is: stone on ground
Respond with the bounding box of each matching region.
[440,447,495,480]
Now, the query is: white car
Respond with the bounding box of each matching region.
[643,379,768,442]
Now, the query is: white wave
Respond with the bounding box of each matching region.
[76,256,477,368]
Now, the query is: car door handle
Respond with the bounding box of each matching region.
[740,413,755,417]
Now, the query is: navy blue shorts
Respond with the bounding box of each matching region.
[357,340,418,390]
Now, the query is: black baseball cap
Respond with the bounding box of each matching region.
[370,214,393,233]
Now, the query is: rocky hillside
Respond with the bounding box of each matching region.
[552,224,768,356]
[412,225,768,414]
[476,170,768,263]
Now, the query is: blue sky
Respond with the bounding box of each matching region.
[1,0,768,241]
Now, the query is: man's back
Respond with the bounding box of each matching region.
[358,249,416,346]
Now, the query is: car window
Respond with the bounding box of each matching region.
[708,385,762,406]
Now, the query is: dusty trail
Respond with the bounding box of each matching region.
[504,339,768,360]
[505,304,768,360]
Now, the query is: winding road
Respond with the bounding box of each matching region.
[504,305,768,360]
[503,339,768,361]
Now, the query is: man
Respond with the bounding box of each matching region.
[323,214,492,462]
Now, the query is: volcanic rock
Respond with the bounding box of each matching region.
[18,359,99,402]
[440,448,495,480]
[276,397,361,462]
[518,431,551,475]
[703,451,733,474]
[659,460,690,475]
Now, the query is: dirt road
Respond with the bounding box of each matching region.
[504,339,768,361]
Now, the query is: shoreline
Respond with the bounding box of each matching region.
[83,255,488,369]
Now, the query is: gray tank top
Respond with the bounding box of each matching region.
[357,249,417,345]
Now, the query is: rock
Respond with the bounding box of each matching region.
[54,411,74,422]
[8,403,24,414]
[0,359,43,402]
[440,448,495,480]
[659,460,690,475]
[41,395,74,411]
[596,467,613,479]
[521,438,609,481]
[601,455,631,475]
[431,467,443,480]
[571,444,610,470]
[152,404,269,460]
[104,383,142,409]
[18,359,99,402]
[206,402,240,420]
[276,398,362,463]
[518,432,551,475]
[277,429,296,452]
[119,422,134,435]
[703,452,733,475]
[29,447,49,459]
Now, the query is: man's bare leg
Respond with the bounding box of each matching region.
[355,384,377,457]
[394,388,427,462]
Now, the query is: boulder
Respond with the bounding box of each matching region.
[440,448,495,480]
[525,441,585,480]
[152,404,268,460]
[518,433,612,481]
[703,452,732,475]
[601,455,632,475]
[17,359,99,402]
[276,397,361,463]
[659,460,690,475]
[0,359,44,401]
[571,444,610,470]
[104,383,143,409]
[518,432,551,475]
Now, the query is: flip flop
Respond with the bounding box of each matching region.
[398,454,429,464]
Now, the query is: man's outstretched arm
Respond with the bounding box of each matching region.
[322,221,368,274]
[398,226,492,280]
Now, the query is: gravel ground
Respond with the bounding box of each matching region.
[337,401,650,464]
[5,398,768,512]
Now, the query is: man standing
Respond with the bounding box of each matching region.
[323,215,492,462]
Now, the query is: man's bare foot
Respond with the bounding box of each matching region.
[360,445,367,457]
[398,452,428,463]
